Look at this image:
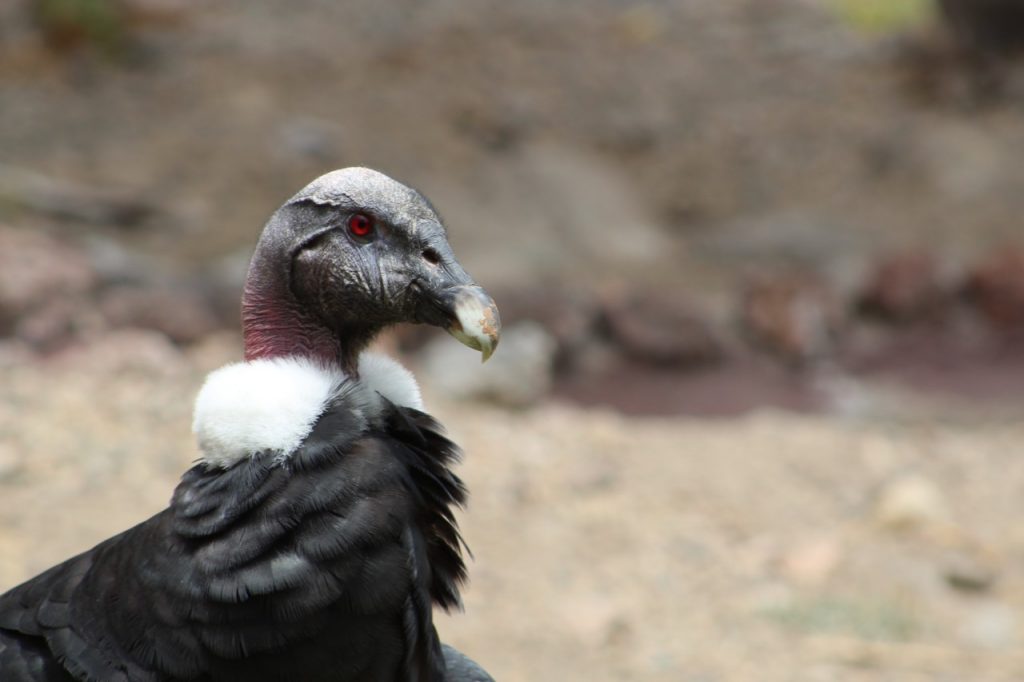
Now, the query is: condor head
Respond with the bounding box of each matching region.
[241,167,500,373]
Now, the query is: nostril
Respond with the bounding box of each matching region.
[422,248,441,265]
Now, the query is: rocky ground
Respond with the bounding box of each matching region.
[2,0,1024,680]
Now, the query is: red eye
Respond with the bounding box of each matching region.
[348,213,374,238]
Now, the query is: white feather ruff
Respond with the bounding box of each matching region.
[192,353,422,468]
[357,352,423,412]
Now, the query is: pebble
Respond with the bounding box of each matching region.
[741,271,840,363]
[779,537,843,586]
[959,602,1017,650]
[964,246,1024,332]
[874,473,950,531]
[943,550,998,593]
[857,250,948,323]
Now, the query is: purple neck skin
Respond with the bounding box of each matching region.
[240,276,380,374]
[240,237,376,374]
[242,285,340,364]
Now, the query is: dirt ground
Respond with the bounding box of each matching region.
[2,1,1024,680]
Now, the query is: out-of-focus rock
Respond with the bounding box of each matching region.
[959,602,1018,650]
[779,537,843,587]
[943,550,999,593]
[599,287,724,368]
[858,251,950,323]
[742,271,840,363]
[0,227,96,329]
[964,247,1024,332]
[418,321,556,408]
[874,473,950,532]
[98,284,221,345]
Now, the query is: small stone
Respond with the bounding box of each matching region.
[857,251,949,323]
[779,537,843,586]
[964,246,1024,332]
[874,473,950,531]
[943,551,998,593]
[741,271,841,363]
[959,602,1017,650]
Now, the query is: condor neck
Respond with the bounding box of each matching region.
[241,281,373,375]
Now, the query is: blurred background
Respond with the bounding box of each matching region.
[1,0,1024,679]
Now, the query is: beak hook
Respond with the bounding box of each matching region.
[446,285,501,362]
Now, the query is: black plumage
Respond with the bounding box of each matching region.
[0,392,484,681]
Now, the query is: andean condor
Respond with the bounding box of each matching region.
[0,168,500,682]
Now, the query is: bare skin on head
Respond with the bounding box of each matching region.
[241,167,500,375]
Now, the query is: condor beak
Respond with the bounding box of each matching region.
[442,285,501,361]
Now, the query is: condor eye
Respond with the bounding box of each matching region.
[348,213,375,239]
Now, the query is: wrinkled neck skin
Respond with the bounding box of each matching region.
[241,259,375,376]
